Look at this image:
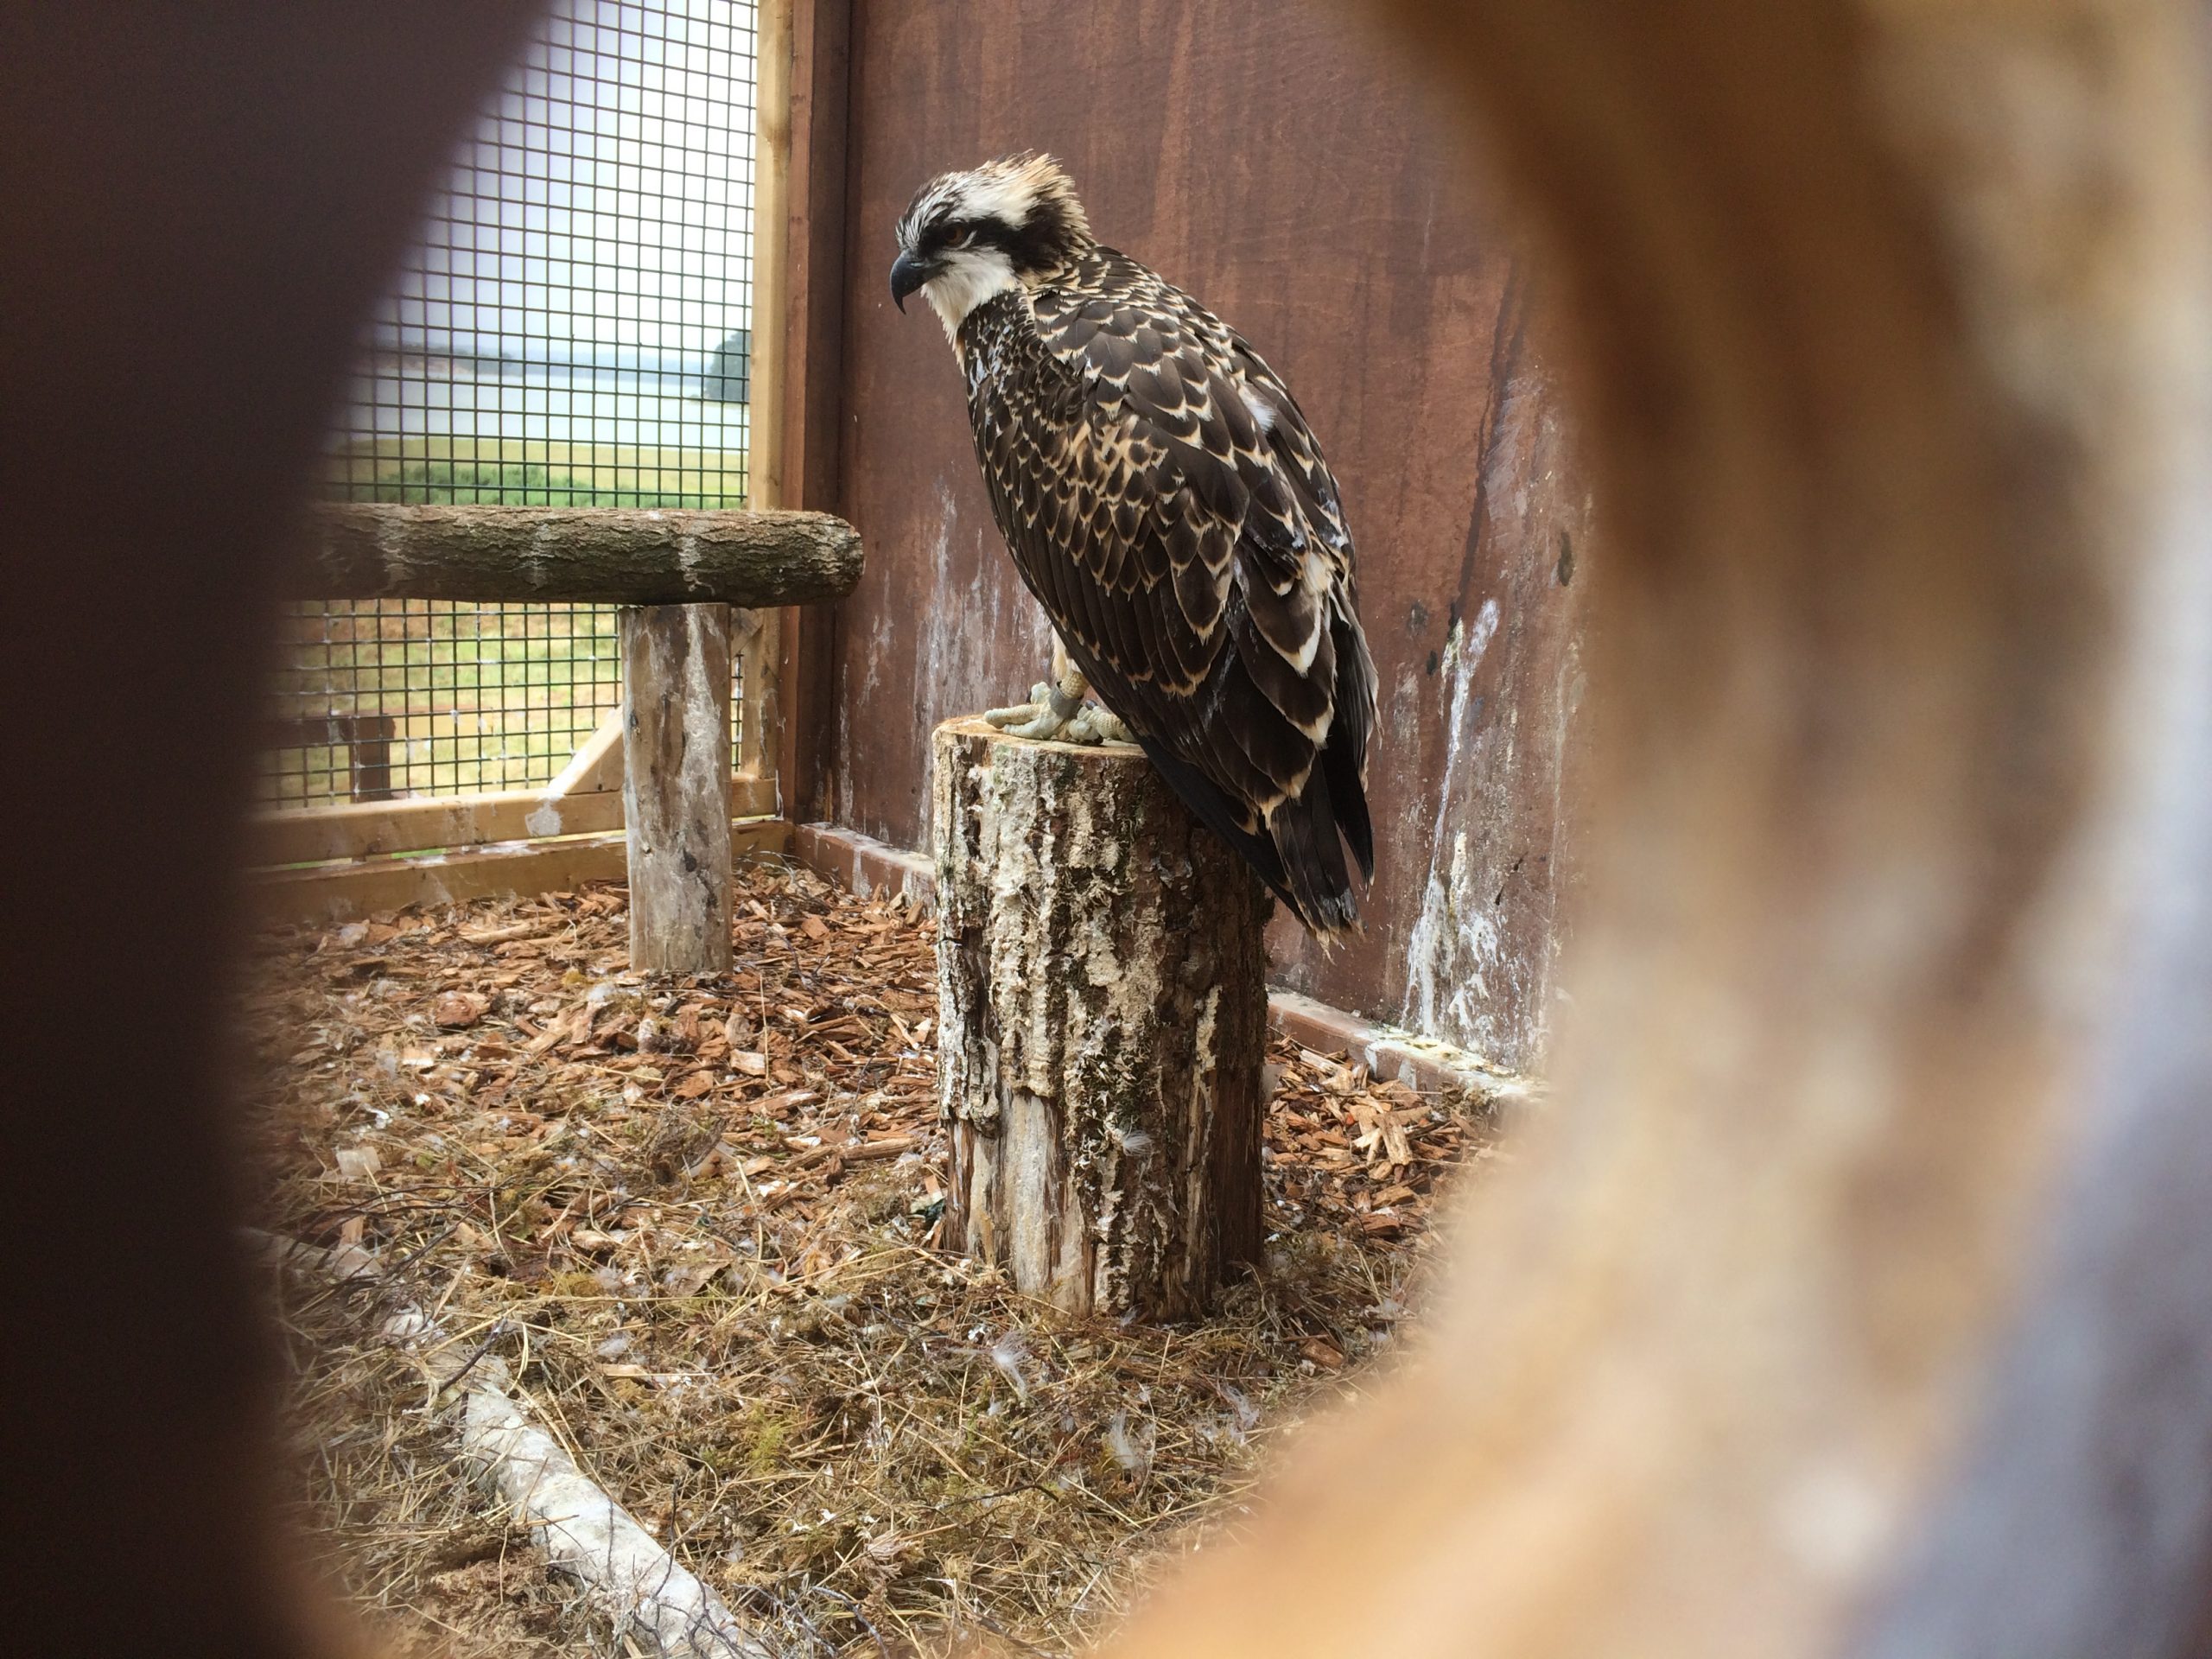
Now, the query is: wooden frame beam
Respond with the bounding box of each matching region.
[755,0,850,824]
[251,818,793,930]
[246,777,779,868]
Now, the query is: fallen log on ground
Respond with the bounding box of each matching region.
[248,1230,768,1659]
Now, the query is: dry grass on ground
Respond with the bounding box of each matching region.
[240,862,1503,1656]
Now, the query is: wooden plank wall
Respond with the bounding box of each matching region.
[815,0,1591,1076]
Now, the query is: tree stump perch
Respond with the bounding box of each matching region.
[621,605,733,977]
[931,718,1270,1320]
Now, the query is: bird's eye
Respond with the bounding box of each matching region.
[950,228,976,249]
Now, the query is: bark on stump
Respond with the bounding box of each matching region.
[620,604,733,976]
[931,717,1270,1320]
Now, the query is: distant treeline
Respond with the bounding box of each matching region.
[358,327,749,403]
[332,461,738,510]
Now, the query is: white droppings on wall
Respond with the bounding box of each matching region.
[1403,597,1504,1047]
[1389,664,1423,734]
[916,484,966,709]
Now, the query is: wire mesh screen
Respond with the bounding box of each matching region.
[262,0,757,812]
[259,602,624,809]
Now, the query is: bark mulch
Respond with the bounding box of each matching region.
[240,861,1503,1657]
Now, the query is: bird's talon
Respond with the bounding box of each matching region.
[980,690,1131,746]
[1066,705,1133,745]
[982,683,1059,731]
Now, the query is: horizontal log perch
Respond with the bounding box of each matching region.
[288,502,863,606]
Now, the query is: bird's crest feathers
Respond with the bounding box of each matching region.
[894,153,1092,266]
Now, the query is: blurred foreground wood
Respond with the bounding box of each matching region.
[4,2,2210,1658]
[1096,4,2212,1659]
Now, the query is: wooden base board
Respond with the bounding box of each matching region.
[251,775,779,868]
[1265,989,1530,1112]
[791,820,936,905]
[252,817,792,928]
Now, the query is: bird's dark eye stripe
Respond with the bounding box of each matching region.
[922,216,996,252]
[900,175,1087,276]
[929,219,1058,274]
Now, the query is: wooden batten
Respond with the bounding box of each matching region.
[759,0,848,824]
[542,708,626,798]
[751,0,791,516]
[251,818,792,930]
[246,777,779,868]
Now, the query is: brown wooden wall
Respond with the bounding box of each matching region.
[813,0,1591,1076]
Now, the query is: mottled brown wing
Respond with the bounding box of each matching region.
[963,248,1376,929]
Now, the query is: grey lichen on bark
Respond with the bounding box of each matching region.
[931,717,1269,1320]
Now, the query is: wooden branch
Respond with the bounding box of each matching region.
[289,502,862,607]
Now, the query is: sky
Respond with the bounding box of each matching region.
[366,0,757,368]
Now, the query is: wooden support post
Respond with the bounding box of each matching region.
[931,718,1270,1320]
[260,712,400,801]
[620,605,734,976]
[754,0,850,827]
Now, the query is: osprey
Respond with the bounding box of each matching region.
[892,155,1378,936]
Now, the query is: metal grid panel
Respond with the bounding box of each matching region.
[266,0,756,810]
[258,601,624,809]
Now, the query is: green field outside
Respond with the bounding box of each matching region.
[266,453,750,808]
[323,443,750,510]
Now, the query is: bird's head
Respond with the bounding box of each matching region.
[891,154,1093,338]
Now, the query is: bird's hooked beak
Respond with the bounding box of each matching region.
[890,250,932,313]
